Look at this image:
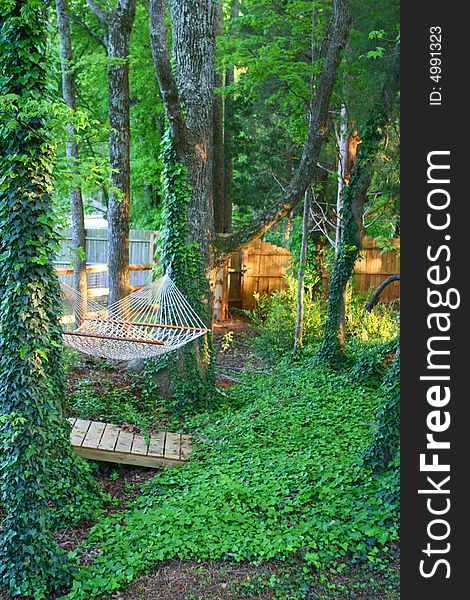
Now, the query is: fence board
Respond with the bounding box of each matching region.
[224,236,400,313]
[56,228,158,289]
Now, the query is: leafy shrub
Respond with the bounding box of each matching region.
[345,291,398,342]
[244,277,325,358]
[244,277,399,360]
[62,357,399,599]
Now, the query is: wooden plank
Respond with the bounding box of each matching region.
[98,424,120,451]
[131,433,149,456]
[63,331,165,346]
[73,446,185,468]
[70,419,92,447]
[148,431,166,457]
[180,435,193,460]
[69,420,191,468]
[115,429,135,453]
[82,421,106,449]
[164,432,182,460]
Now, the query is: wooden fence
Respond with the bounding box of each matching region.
[223,236,400,313]
[56,228,157,288]
[350,236,400,302]
[57,229,400,314]
[225,240,291,311]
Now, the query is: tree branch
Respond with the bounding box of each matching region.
[211,0,352,268]
[70,13,106,48]
[149,0,187,146]
[85,0,109,24]
[363,275,400,313]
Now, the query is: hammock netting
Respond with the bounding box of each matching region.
[59,273,209,361]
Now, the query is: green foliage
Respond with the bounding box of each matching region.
[128,3,165,227]
[245,278,325,359]
[0,4,104,596]
[245,278,397,361]
[67,375,161,441]
[364,342,400,471]
[60,357,398,599]
[156,129,215,406]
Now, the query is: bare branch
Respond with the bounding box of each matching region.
[85,0,109,24]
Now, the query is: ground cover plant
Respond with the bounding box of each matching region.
[58,345,399,599]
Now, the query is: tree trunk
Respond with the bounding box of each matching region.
[335,104,349,253]
[169,0,215,275]
[107,14,133,305]
[294,190,311,351]
[223,64,234,233]
[86,0,136,306]
[213,0,225,233]
[0,4,100,593]
[56,0,87,324]
[317,74,398,365]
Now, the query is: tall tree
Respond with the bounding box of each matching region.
[0,1,100,595]
[56,0,88,323]
[317,70,399,366]
[86,0,137,305]
[294,189,311,351]
[150,0,351,391]
[213,0,225,233]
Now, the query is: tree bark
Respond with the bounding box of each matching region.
[213,0,225,233]
[294,190,311,351]
[56,0,87,324]
[86,0,136,305]
[335,103,349,253]
[151,0,215,281]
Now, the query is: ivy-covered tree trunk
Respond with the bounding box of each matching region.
[316,85,395,366]
[150,0,351,402]
[56,0,88,323]
[0,2,102,595]
[150,0,216,402]
[87,0,137,305]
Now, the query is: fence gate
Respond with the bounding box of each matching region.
[226,240,291,312]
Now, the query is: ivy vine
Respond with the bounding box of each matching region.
[0,3,104,597]
[316,106,388,367]
[152,129,214,410]
[364,339,400,471]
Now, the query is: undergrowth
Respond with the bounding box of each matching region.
[62,356,399,599]
[244,277,398,360]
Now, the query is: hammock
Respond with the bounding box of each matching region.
[60,273,209,361]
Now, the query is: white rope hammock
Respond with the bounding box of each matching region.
[60,273,209,361]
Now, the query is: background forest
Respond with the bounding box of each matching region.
[0,0,400,598]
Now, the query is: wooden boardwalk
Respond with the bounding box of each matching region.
[68,418,192,468]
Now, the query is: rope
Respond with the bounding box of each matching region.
[59,273,209,361]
